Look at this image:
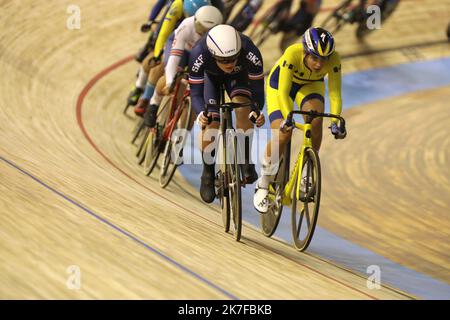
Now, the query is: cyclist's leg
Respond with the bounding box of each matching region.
[137,52,153,89]
[136,61,164,117]
[283,0,321,34]
[294,81,325,152]
[140,33,172,100]
[226,77,258,183]
[143,35,176,125]
[230,0,263,32]
[128,51,155,106]
[253,87,293,212]
[198,74,221,203]
[265,88,294,173]
[293,81,324,192]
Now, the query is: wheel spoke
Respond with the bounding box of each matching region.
[304,204,311,228]
[296,208,304,239]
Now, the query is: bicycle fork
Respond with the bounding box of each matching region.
[282,122,313,205]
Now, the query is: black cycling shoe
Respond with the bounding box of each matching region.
[144,104,159,128]
[200,173,216,203]
[127,87,143,106]
[241,163,258,184]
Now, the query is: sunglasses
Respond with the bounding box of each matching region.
[215,56,239,65]
[309,54,330,62]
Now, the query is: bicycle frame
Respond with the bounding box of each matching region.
[280,110,345,205]
[253,0,292,27]
[281,121,308,206]
[160,71,189,141]
[162,86,190,141]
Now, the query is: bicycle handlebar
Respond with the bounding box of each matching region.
[141,20,160,33]
[285,110,346,133]
[202,102,257,127]
[205,102,253,111]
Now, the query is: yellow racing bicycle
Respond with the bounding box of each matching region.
[261,110,346,251]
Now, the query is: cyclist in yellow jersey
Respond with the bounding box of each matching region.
[254,27,347,213]
[153,0,185,59]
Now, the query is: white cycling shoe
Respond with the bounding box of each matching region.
[253,182,269,214]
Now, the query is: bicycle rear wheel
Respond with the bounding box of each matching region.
[142,97,171,176]
[248,1,289,46]
[131,118,145,145]
[159,96,192,188]
[123,103,131,115]
[228,133,242,241]
[280,31,299,52]
[291,148,321,252]
[261,143,290,237]
[136,128,150,165]
[217,128,230,233]
[320,0,352,35]
[142,127,162,176]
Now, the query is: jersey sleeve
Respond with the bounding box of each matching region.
[327,52,342,124]
[277,46,299,114]
[165,23,188,86]
[148,0,167,21]
[154,0,183,58]
[188,46,206,115]
[245,41,265,110]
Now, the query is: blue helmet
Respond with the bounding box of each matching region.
[302,27,335,58]
[183,0,211,17]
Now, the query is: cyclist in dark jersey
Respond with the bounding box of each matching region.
[188,24,265,203]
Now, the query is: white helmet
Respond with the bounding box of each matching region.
[206,24,242,60]
[194,5,223,30]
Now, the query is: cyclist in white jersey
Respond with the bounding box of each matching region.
[138,5,223,127]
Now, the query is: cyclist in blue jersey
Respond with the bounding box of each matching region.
[188,24,266,203]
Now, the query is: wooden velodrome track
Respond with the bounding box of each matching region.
[0,0,448,299]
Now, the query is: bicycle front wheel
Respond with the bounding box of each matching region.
[291,148,321,252]
[248,1,288,46]
[131,118,145,145]
[261,143,290,237]
[320,0,352,35]
[228,133,242,241]
[159,96,192,188]
[218,129,230,233]
[143,128,161,176]
[136,128,150,165]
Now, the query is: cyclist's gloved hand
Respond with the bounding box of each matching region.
[197,111,212,129]
[141,20,153,33]
[330,122,347,139]
[147,52,163,68]
[280,118,294,133]
[249,110,265,127]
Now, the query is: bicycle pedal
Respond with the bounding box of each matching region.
[299,195,315,203]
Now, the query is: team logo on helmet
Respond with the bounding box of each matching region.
[303,27,335,58]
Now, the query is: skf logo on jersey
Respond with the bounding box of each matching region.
[246,52,262,67]
[191,54,204,72]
